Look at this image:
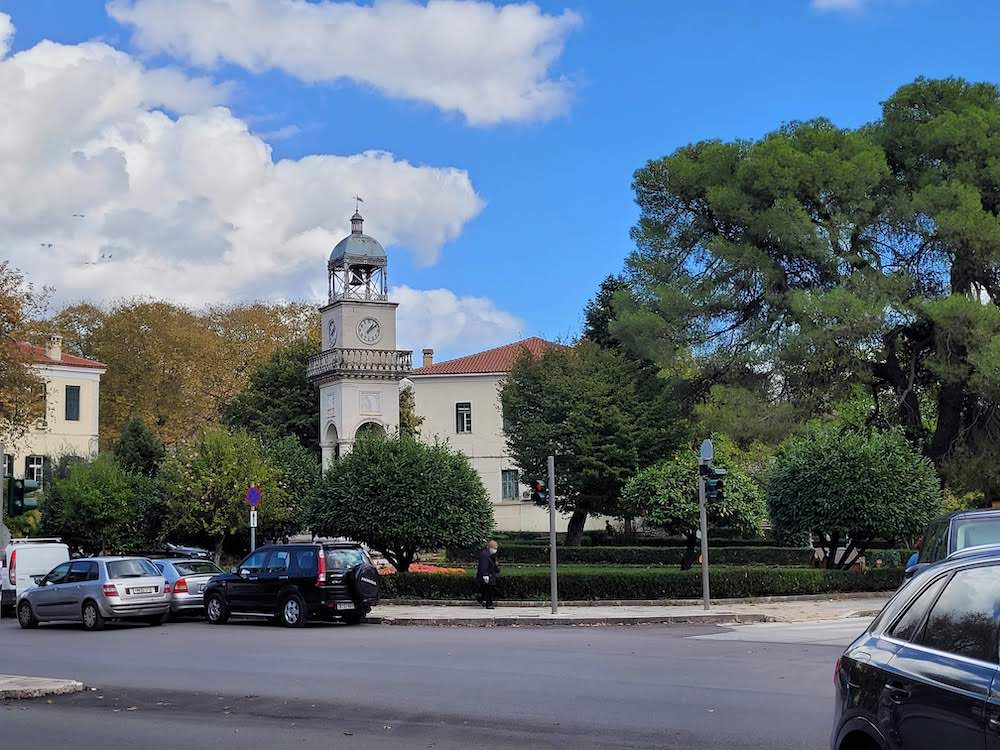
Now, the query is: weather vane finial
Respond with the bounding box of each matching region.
[354,195,364,213]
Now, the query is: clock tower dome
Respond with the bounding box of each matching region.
[306,209,412,467]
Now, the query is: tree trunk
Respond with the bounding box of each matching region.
[680,532,698,571]
[565,510,588,546]
[213,537,225,566]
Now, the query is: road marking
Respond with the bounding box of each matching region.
[690,618,871,647]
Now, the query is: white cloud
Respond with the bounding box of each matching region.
[0,13,14,59]
[811,0,867,11]
[393,285,523,356]
[107,0,581,126]
[0,26,486,307]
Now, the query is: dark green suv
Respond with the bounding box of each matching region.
[203,542,380,627]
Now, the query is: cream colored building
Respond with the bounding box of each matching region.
[3,335,106,483]
[408,339,604,533]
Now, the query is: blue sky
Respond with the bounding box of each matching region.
[3,0,1000,357]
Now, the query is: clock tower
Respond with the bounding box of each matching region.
[306,210,412,467]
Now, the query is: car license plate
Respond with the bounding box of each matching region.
[129,586,154,594]
[338,602,355,610]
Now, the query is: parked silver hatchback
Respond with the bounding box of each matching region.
[16,557,170,631]
[152,558,223,616]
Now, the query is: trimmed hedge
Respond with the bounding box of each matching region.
[493,531,782,547]
[382,566,904,601]
[450,544,816,567]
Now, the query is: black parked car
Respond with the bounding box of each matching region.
[831,547,1000,749]
[203,542,380,627]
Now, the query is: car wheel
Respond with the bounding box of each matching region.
[144,613,167,626]
[81,600,105,632]
[279,594,307,628]
[17,600,39,629]
[343,611,364,626]
[205,594,230,625]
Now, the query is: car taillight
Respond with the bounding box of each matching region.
[103,583,119,598]
[317,549,326,586]
[173,578,188,594]
[834,657,842,689]
[8,550,15,586]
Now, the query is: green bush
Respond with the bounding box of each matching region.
[494,536,786,548]
[382,566,903,601]
[449,544,815,567]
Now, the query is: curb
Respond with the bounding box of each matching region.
[367,613,772,627]
[0,675,85,700]
[383,591,892,608]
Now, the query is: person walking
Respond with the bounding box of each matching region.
[477,540,500,609]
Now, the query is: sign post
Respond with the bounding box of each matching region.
[547,455,558,615]
[246,484,262,552]
[698,439,713,611]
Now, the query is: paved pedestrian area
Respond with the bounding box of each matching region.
[0,674,84,700]
[371,594,890,626]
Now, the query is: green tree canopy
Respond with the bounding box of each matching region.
[767,426,942,569]
[621,443,766,569]
[308,435,493,572]
[223,339,320,453]
[614,77,1000,499]
[161,427,290,561]
[398,384,424,438]
[259,435,320,541]
[500,339,690,544]
[44,455,162,554]
[113,417,165,476]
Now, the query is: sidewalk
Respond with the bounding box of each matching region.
[0,675,84,700]
[370,594,890,627]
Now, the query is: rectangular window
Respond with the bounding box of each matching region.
[3,454,12,478]
[65,385,81,422]
[25,455,44,484]
[501,469,520,500]
[919,565,1000,663]
[456,402,472,434]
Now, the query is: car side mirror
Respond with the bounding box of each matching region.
[239,569,250,578]
[32,575,45,585]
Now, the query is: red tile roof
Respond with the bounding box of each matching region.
[17,342,106,370]
[410,337,558,376]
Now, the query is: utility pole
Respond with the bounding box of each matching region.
[698,439,713,611]
[547,455,558,614]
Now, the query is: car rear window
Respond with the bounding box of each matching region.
[174,561,222,576]
[107,558,161,579]
[953,518,1000,553]
[325,548,367,570]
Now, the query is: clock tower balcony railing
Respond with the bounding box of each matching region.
[306,347,412,381]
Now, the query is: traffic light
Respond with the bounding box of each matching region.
[6,477,40,518]
[700,464,727,504]
[530,480,549,503]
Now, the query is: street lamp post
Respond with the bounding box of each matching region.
[698,439,713,611]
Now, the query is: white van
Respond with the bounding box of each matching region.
[1,539,70,610]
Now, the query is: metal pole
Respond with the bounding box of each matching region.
[250,510,256,553]
[547,455,558,615]
[698,472,710,610]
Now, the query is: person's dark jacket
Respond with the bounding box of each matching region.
[477,548,500,585]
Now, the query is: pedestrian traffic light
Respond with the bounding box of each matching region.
[530,480,548,503]
[702,466,726,504]
[5,477,40,518]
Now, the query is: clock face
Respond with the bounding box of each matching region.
[357,317,382,346]
[328,319,337,346]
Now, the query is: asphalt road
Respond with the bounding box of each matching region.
[0,615,867,749]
